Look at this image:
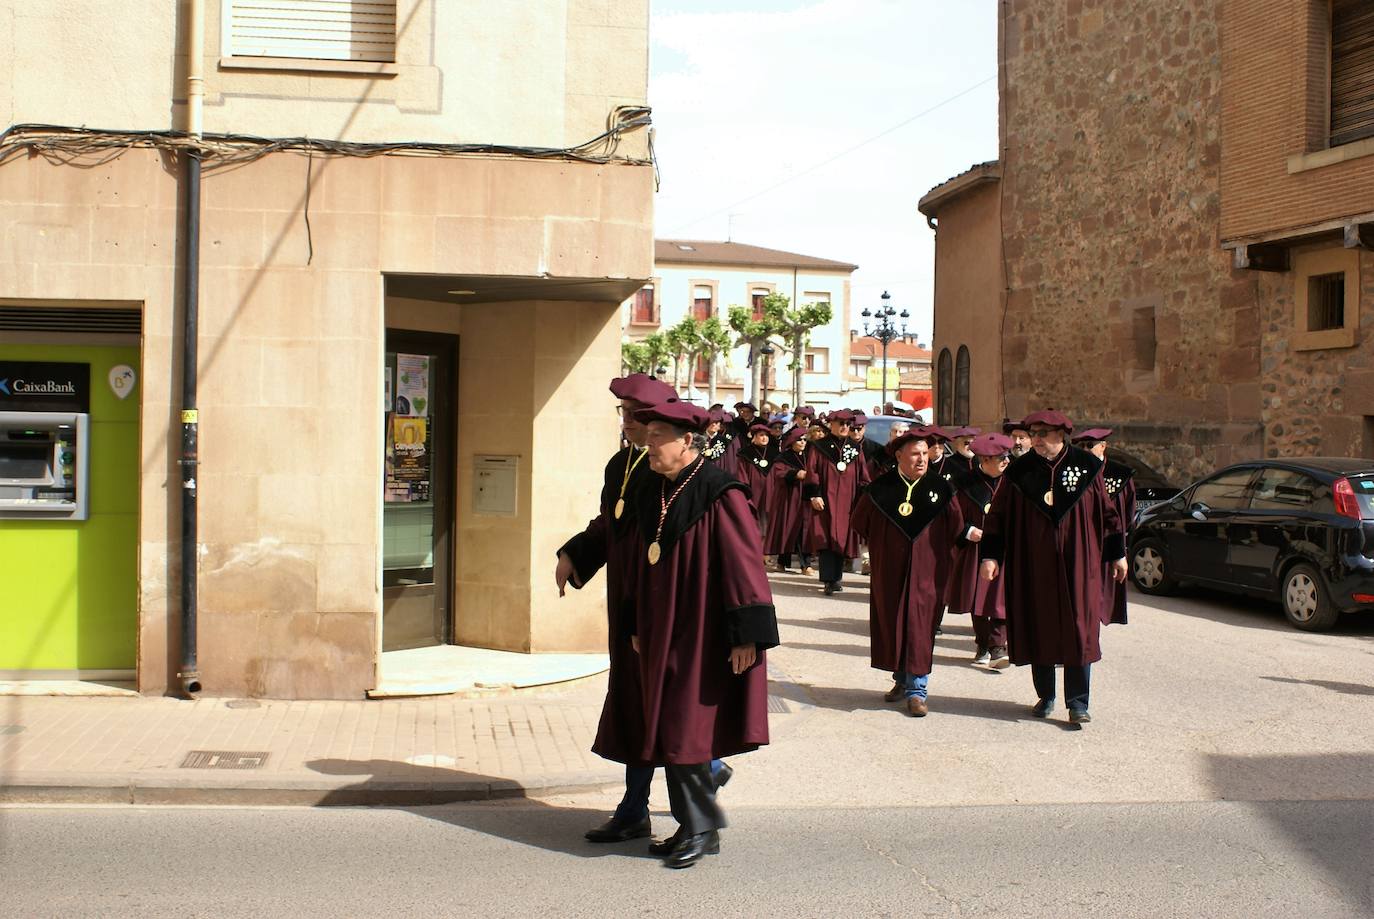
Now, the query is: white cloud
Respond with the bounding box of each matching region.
[648,0,999,340]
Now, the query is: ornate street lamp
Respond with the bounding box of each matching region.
[858,291,910,411]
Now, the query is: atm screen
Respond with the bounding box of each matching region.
[0,443,53,482]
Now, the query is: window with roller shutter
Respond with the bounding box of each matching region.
[1331,0,1374,147]
[224,0,397,63]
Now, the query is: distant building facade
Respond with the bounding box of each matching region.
[623,240,857,408]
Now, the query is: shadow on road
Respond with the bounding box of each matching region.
[304,757,661,860]
[769,579,870,604]
[1138,586,1374,638]
[1259,676,1374,696]
[776,616,868,636]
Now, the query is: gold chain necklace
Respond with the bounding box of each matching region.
[648,459,705,565]
[896,469,922,517]
[614,447,648,519]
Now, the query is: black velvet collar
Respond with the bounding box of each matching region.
[864,467,957,542]
[601,445,651,535]
[1005,445,1103,523]
[813,434,863,470]
[779,448,807,470]
[1103,460,1134,497]
[931,454,972,489]
[960,467,1003,508]
[633,456,745,555]
[703,431,733,461]
[737,442,775,468]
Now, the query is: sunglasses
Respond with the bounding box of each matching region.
[1028,428,1060,438]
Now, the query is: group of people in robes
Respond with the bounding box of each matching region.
[553,375,1137,868]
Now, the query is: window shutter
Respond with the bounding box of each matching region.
[1331,0,1374,147]
[227,1,397,63]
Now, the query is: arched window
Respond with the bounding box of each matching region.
[955,346,971,425]
[937,348,953,426]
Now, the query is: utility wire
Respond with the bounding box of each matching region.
[668,75,996,235]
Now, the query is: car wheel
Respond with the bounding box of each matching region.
[1280,563,1340,631]
[1130,538,1177,595]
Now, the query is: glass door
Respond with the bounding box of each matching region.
[382,332,456,651]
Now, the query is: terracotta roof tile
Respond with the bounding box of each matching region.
[656,239,858,272]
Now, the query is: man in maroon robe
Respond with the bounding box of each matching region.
[617,399,779,868]
[1002,417,1032,458]
[802,409,870,594]
[735,422,778,533]
[850,426,973,716]
[702,408,738,478]
[764,426,814,573]
[1073,428,1136,626]
[947,432,1013,668]
[979,410,1128,726]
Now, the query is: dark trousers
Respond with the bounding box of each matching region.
[778,551,815,570]
[818,550,846,585]
[1031,663,1091,713]
[614,761,727,823]
[665,763,726,836]
[972,615,1007,649]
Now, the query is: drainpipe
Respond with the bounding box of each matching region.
[178,0,205,697]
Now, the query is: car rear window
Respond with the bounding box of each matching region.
[1346,475,1374,516]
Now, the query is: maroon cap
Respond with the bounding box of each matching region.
[851,411,869,427]
[969,432,1015,457]
[1022,409,1074,432]
[724,411,736,422]
[794,406,816,418]
[748,423,772,436]
[734,402,757,412]
[781,426,808,449]
[706,407,726,424]
[1072,427,1113,443]
[887,425,939,456]
[1002,417,1030,435]
[947,426,981,439]
[609,373,677,406]
[633,399,710,432]
[827,409,856,425]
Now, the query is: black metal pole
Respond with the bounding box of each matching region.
[880,336,889,410]
[179,152,202,698]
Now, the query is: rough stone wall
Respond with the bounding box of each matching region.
[999,0,1263,484]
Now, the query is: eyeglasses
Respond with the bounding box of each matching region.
[1028,428,1058,439]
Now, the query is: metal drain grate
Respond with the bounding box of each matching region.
[180,750,269,770]
[767,695,791,714]
[0,725,24,736]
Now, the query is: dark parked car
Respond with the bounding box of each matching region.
[1129,457,1374,630]
[1104,447,1181,515]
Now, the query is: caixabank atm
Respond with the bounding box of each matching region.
[0,350,139,681]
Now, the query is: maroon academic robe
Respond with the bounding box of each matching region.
[1102,461,1137,625]
[947,469,1007,619]
[605,458,780,766]
[802,434,870,557]
[851,468,969,676]
[735,441,778,531]
[764,448,811,555]
[558,445,653,763]
[979,446,1126,667]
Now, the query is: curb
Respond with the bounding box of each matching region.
[0,773,623,807]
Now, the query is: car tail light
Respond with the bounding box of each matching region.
[1353,594,1374,604]
[1334,477,1364,520]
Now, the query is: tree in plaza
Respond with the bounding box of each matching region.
[621,340,652,375]
[666,317,702,393]
[727,296,787,405]
[695,315,734,406]
[772,295,833,409]
[640,332,673,384]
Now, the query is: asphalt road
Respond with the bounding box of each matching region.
[1,799,1370,918]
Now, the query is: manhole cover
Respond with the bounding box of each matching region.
[180,750,269,770]
[767,695,791,714]
[0,725,24,735]
[225,699,261,709]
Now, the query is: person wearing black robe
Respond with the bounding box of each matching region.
[557,373,728,844]
[610,399,779,869]
[850,426,973,716]
[979,410,1127,725]
[765,426,814,573]
[1073,428,1136,627]
[702,408,738,478]
[1002,417,1032,458]
[802,409,870,594]
[736,423,778,534]
[947,432,1013,668]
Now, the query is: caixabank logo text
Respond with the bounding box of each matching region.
[0,377,78,396]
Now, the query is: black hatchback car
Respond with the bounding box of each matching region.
[1129,457,1374,630]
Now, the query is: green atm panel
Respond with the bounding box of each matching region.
[0,344,140,674]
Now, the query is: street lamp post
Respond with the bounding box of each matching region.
[759,342,774,408]
[858,291,910,411]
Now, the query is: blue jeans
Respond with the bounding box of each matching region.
[613,759,727,823]
[1031,663,1091,713]
[892,670,929,700]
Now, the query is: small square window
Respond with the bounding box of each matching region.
[1307,272,1345,331]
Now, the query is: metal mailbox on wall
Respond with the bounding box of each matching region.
[473,455,518,517]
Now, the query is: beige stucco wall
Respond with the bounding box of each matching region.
[930,181,1003,429]
[0,0,649,156]
[0,150,650,697]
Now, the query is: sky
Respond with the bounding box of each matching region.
[647,0,999,345]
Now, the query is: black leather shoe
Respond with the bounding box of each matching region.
[832,583,844,593]
[663,830,720,869]
[1031,698,1055,718]
[1069,709,1091,724]
[823,582,836,595]
[713,762,734,791]
[648,830,681,856]
[584,816,651,843]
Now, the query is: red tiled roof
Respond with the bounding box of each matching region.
[850,337,932,361]
[656,239,858,272]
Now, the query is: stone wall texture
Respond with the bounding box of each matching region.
[1000,0,1262,484]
